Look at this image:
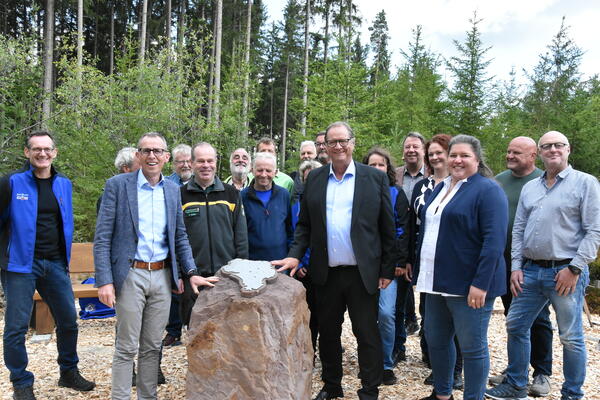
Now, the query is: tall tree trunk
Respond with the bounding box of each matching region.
[139,0,148,65]
[77,0,83,104]
[323,0,329,64]
[177,0,186,53]
[300,0,310,136]
[213,0,223,127]
[42,0,54,127]
[165,0,171,49]
[207,6,217,125]
[109,4,115,75]
[242,0,252,135]
[281,59,289,169]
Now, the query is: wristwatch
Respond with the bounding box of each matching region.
[187,268,200,277]
[567,265,582,275]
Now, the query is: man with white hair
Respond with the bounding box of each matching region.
[291,140,318,204]
[486,131,600,400]
[114,147,141,174]
[224,148,251,191]
[241,152,293,261]
[167,144,192,186]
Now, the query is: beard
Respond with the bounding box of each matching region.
[231,163,250,176]
[179,169,193,182]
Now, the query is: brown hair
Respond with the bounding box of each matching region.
[362,146,396,186]
[424,134,452,174]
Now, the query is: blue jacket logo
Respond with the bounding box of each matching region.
[16,193,29,200]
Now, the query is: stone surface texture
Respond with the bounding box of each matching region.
[186,260,314,400]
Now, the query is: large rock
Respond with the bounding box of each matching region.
[186,259,314,400]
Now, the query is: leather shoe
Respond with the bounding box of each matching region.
[313,389,343,399]
[13,386,36,400]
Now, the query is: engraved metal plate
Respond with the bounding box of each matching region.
[221,258,278,297]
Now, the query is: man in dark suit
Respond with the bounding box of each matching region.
[273,122,396,400]
[94,132,218,400]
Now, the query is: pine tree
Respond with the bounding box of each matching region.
[447,12,492,135]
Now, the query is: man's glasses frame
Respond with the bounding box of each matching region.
[139,148,168,156]
[539,142,568,151]
[325,138,353,148]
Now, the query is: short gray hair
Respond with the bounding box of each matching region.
[171,144,192,159]
[403,131,425,146]
[253,151,277,169]
[449,134,494,178]
[190,142,217,161]
[325,121,355,140]
[114,147,137,172]
[229,147,251,164]
[137,131,168,149]
[299,140,316,153]
[298,160,322,183]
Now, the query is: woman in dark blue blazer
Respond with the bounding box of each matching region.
[415,135,508,400]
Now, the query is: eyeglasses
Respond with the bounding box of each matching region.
[174,159,192,165]
[29,147,55,154]
[139,148,167,156]
[539,142,568,151]
[314,141,327,148]
[325,139,352,148]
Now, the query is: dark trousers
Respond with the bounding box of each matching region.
[1,259,79,388]
[315,266,382,400]
[165,293,182,337]
[501,282,553,377]
[393,278,416,353]
[298,275,319,351]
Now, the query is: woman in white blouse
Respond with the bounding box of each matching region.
[414,135,508,400]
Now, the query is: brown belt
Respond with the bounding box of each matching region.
[133,260,167,270]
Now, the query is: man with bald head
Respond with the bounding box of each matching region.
[489,137,552,397]
[486,131,600,400]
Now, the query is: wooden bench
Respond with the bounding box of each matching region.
[32,243,98,334]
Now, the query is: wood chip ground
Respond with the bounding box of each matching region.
[1,298,599,399]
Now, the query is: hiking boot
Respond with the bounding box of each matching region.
[58,368,95,391]
[382,369,397,385]
[529,374,551,397]
[420,391,454,400]
[13,386,36,400]
[485,382,527,400]
[162,333,181,347]
[488,369,507,386]
[406,320,420,336]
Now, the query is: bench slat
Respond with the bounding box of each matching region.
[33,283,97,301]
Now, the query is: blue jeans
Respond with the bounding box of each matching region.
[1,259,79,388]
[506,262,588,399]
[425,294,494,400]
[393,277,409,353]
[378,278,397,370]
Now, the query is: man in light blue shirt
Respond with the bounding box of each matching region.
[486,131,600,400]
[94,132,218,400]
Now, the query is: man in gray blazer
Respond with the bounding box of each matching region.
[94,132,218,400]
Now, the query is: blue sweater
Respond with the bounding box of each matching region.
[241,184,293,261]
[413,173,508,298]
[0,163,74,273]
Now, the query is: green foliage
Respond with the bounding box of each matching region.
[0,34,43,172]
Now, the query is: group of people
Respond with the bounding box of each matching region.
[0,124,598,400]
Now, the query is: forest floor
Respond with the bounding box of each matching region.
[1,297,600,400]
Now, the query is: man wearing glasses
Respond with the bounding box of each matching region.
[273,122,396,400]
[486,131,600,400]
[94,132,218,400]
[167,144,192,186]
[163,143,192,350]
[314,130,330,165]
[1,131,96,400]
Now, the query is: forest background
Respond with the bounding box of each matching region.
[1,0,599,241]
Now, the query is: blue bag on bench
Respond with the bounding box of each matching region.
[78,277,116,320]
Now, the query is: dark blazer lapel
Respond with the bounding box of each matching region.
[351,162,364,229]
[316,166,329,229]
[164,181,174,237]
[126,172,140,236]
